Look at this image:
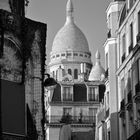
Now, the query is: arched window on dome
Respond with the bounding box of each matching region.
[68,69,72,75]
[74,69,78,79]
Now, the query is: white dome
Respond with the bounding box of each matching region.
[49,0,92,82]
[88,51,105,81]
[52,22,90,53]
[51,0,90,54]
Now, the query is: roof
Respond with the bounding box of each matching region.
[52,84,61,102]
[51,83,87,102]
[73,84,87,102]
[72,130,95,140]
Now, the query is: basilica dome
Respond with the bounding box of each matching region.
[49,0,92,82]
[52,22,89,53]
[51,0,90,54]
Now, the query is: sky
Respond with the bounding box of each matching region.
[27,0,112,67]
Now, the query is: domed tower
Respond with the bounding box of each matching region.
[88,50,105,81]
[49,0,92,82]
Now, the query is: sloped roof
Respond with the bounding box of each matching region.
[73,84,87,102]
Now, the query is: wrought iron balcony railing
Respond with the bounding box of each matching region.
[46,115,96,124]
[134,119,140,131]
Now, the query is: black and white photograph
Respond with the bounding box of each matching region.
[0,0,140,140]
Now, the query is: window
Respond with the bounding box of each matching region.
[108,131,111,140]
[129,23,133,53]
[106,53,108,69]
[127,70,131,92]
[106,92,109,109]
[138,11,140,33]
[132,59,140,86]
[63,87,72,101]
[80,54,83,57]
[89,87,98,101]
[52,71,55,78]
[129,0,133,9]
[122,34,126,55]
[74,69,78,79]
[68,69,72,75]
[121,78,125,99]
[121,34,126,63]
[130,23,133,45]
[63,107,72,115]
[89,108,97,121]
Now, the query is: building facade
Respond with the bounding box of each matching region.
[0,1,47,140]
[117,0,140,140]
[96,1,124,140]
[45,0,105,140]
[96,0,140,140]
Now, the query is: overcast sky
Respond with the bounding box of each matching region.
[27,0,112,67]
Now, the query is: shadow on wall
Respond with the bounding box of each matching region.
[72,130,95,140]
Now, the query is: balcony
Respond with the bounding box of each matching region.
[121,53,126,63]
[63,94,72,101]
[46,115,96,124]
[129,43,133,53]
[134,119,140,131]
[126,90,133,111]
[134,83,140,103]
[119,99,125,118]
[136,32,140,43]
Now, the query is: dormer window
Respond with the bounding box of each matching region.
[63,87,72,101]
[88,87,98,101]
